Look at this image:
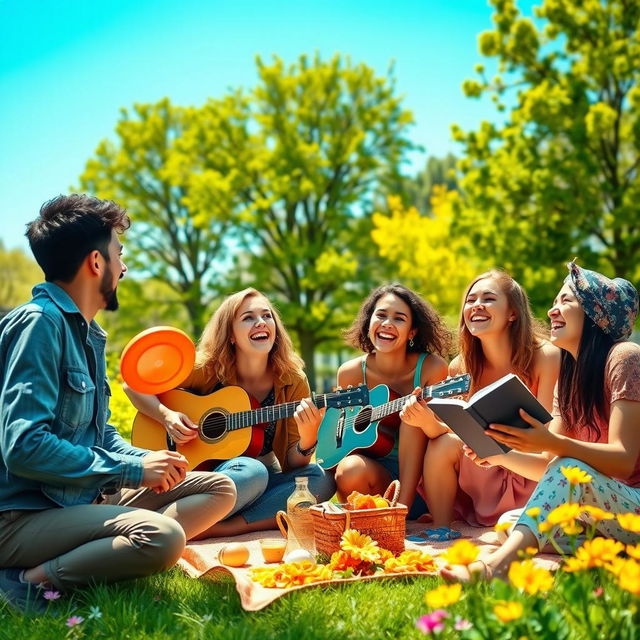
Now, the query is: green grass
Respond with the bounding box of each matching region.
[1,570,442,640]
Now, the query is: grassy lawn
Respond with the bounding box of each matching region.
[1,570,442,640]
[2,565,638,640]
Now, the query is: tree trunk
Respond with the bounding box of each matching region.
[298,329,317,391]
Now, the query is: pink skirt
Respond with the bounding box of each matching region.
[454,455,536,526]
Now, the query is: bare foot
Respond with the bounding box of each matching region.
[440,560,491,582]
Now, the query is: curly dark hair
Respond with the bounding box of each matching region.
[344,283,452,357]
[26,194,130,282]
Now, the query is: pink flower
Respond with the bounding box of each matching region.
[66,616,84,628]
[454,617,473,630]
[416,610,449,634]
[43,590,61,601]
[593,587,604,597]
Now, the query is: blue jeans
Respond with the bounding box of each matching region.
[215,457,336,524]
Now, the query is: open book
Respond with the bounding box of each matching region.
[427,373,553,458]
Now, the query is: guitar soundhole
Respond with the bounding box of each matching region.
[353,406,372,434]
[201,411,228,442]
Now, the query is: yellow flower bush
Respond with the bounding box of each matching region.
[493,601,523,622]
[424,583,462,609]
[508,560,554,595]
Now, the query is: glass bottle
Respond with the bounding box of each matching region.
[285,477,317,553]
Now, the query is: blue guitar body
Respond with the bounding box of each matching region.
[316,384,397,470]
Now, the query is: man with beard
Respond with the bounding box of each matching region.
[0,194,236,614]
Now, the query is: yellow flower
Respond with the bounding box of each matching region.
[425,583,462,609]
[442,540,480,566]
[582,505,614,522]
[537,521,551,534]
[508,560,554,595]
[561,466,593,485]
[340,529,380,563]
[384,550,437,574]
[546,503,582,526]
[626,544,640,561]
[617,513,640,534]
[563,556,589,573]
[494,601,523,623]
[573,537,624,569]
[614,558,640,596]
[495,521,512,533]
[561,522,584,536]
[525,507,541,519]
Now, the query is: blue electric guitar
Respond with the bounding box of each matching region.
[315,374,471,470]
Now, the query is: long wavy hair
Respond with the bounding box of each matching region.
[458,270,546,393]
[557,320,614,440]
[195,288,305,385]
[344,283,452,358]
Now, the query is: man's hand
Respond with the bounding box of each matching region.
[141,450,189,493]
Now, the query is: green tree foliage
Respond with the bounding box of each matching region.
[169,54,415,387]
[0,242,41,310]
[451,0,640,311]
[79,99,233,336]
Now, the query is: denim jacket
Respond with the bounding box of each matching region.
[0,283,148,511]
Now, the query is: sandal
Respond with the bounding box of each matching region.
[407,527,462,543]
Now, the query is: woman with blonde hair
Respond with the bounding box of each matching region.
[401,270,560,540]
[125,288,334,537]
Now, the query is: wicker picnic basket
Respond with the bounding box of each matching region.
[310,480,407,556]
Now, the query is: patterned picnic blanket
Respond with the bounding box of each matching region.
[178,521,560,611]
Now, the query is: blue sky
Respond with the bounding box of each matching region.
[0,0,536,251]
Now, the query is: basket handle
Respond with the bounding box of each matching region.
[384,480,401,506]
[321,503,351,533]
[276,510,290,539]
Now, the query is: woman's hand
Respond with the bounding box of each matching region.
[160,409,198,444]
[462,444,504,468]
[400,387,435,428]
[294,397,322,447]
[486,409,557,454]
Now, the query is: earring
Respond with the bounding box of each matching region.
[409,338,414,348]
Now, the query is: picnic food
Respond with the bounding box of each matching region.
[284,549,316,564]
[346,490,389,510]
[219,542,250,567]
[259,538,287,563]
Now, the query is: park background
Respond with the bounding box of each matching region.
[1,2,639,638]
[3,0,638,394]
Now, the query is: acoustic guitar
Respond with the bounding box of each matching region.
[131,384,369,470]
[315,374,471,470]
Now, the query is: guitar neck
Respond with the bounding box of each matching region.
[370,386,435,422]
[228,393,332,431]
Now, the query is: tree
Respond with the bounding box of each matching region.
[0,242,41,311]
[450,0,640,312]
[79,99,233,336]
[172,54,415,387]
[371,187,488,324]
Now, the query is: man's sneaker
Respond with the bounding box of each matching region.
[0,568,47,615]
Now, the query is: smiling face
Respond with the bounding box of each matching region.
[463,276,515,338]
[368,293,416,353]
[232,294,277,355]
[548,283,585,354]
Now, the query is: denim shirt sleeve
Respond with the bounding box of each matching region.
[103,422,149,459]
[0,311,145,490]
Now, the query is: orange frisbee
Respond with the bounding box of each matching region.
[120,326,195,395]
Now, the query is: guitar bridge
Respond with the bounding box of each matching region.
[335,409,345,448]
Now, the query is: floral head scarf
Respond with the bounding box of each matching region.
[564,262,638,341]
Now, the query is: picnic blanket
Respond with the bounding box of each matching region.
[178,521,560,611]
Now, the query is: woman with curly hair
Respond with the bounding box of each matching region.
[125,287,335,537]
[334,283,452,516]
